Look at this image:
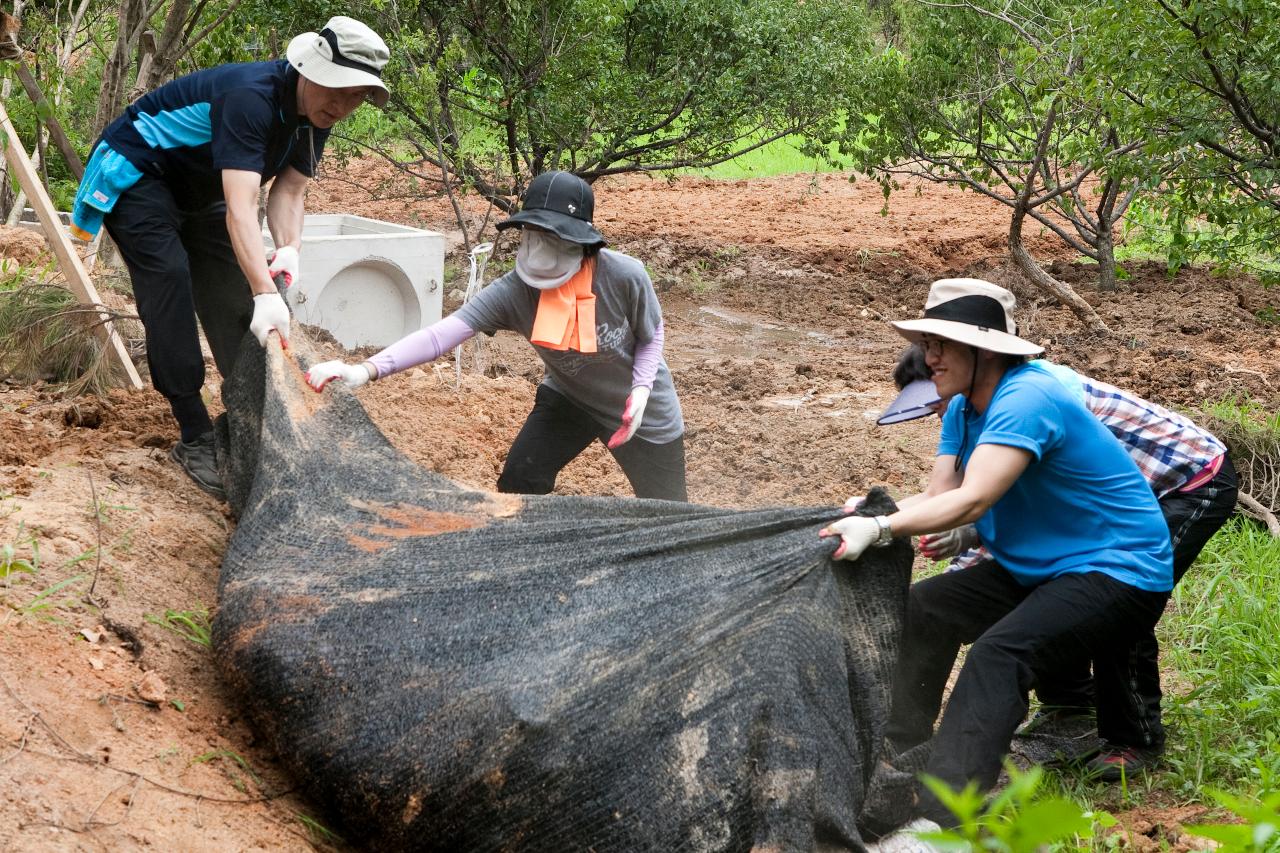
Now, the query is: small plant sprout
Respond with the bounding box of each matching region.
[192,747,261,794]
[296,812,345,846]
[1,523,39,579]
[20,574,87,621]
[145,607,212,647]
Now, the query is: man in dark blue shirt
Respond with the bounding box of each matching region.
[71,16,390,500]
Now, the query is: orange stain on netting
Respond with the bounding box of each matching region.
[346,502,489,552]
[279,345,326,422]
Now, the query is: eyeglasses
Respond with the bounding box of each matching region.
[921,338,950,358]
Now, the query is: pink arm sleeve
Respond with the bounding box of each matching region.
[631,321,665,389]
[367,315,476,379]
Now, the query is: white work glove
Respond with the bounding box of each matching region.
[843,494,866,514]
[267,245,301,290]
[250,292,290,348]
[820,516,882,562]
[606,386,651,449]
[305,360,372,392]
[918,524,979,561]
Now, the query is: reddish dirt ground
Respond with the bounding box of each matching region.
[2,163,1276,850]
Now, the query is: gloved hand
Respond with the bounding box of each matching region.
[820,516,881,562]
[267,245,301,290]
[842,494,866,514]
[918,524,979,560]
[306,360,372,392]
[250,292,290,348]
[606,386,651,449]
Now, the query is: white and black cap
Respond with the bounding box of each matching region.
[287,16,390,108]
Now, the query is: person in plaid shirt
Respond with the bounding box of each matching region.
[881,343,1238,780]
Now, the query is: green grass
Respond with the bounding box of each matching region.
[1159,517,1280,794]
[145,607,213,647]
[683,134,849,179]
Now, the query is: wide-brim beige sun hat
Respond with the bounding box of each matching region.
[287,16,390,108]
[891,277,1044,357]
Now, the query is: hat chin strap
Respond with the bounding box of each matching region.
[954,345,980,473]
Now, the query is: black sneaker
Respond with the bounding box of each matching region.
[1085,744,1161,782]
[1016,707,1097,739]
[1012,707,1100,768]
[170,431,226,501]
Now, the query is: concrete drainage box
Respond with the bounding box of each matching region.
[266,214,444,349]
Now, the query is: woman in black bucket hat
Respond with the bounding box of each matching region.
[307,171,688,501]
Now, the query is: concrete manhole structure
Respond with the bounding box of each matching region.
[266,213,445,348]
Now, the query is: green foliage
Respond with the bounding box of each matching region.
[1159,517,1280,794]
[835,0,1148,293]
[919,763,1108,851]
[373,0,871,199]
[1187,782,1280,852]
[1195,396,1280,516]
[0,522,39,579]
[145,607,213,647]
[1084,0,1280,271]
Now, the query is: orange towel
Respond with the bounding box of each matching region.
[530,257,597,352]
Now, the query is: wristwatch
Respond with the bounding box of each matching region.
[871,515,894,547]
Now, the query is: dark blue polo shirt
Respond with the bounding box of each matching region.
[99,59,330,209]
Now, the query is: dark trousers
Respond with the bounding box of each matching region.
[1035,456,1239,749]
[105,176,254,442]
[884,562,1169,824]
[498,383,688,501]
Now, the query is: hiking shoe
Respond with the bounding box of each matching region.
[1016,707,1096,740]
[1013,707,1101,768]
[1084,744,1161,782]
[170,431,226,501]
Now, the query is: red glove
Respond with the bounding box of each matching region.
[607,387,651,449]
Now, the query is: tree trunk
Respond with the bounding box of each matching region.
[1009,203,1110,334]
[92,0,146,140]
[1095,228,1118,292]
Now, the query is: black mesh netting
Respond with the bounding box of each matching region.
[211,335,913,851]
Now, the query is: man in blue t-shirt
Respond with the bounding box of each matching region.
[70,16,390,501]
[821,278,1173,828]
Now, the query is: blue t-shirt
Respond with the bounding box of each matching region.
[100,59,329,208]
[938,363,1173,592]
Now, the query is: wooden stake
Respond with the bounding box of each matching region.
[0,97,143,389]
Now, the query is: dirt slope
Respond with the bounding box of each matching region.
[1,165,1275,850]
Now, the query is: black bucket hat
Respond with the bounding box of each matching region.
[497,171,607,248]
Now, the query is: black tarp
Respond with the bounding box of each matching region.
[213,336,912,851]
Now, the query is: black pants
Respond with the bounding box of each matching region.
[105,176,254,442]
[885,562,1169,824]
[498,383,688,501]
[1035,455,1239,749]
